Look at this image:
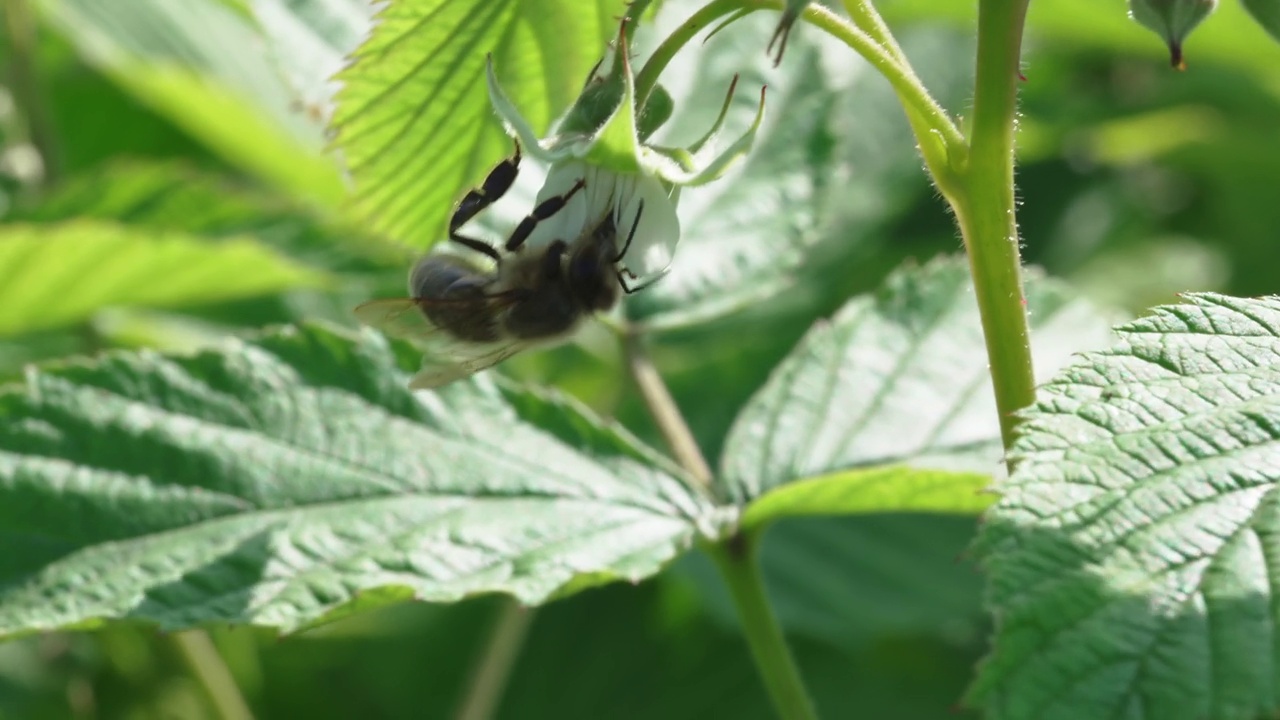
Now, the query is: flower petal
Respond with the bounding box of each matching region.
[521,161,592,251]
[614,173,681,279]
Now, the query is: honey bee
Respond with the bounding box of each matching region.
[354,144,649,389]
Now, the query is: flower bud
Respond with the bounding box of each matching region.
[1128,0,1218,69]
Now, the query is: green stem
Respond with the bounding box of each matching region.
[634,1,963,193]
[1,0,59,185]
[635,0,741,107]
[840,0,907,64]
[799,4,963,194]
[620,329,817,715]
[708,538,818,720]
[951,0,1034,461]
[453,600,535,720]
[622,328,713,488]
[171,630,255,720]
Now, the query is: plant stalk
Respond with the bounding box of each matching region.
[840,0,907,64]
[1,0,59,185]
[622,328,713,489]
[636,0,963,173]
[453,599,534,720]
[798,4,963,196]
[171,630,255,720]
[622,328,817,717]
[635,0,742,107]
[951,0,1035,462]
[708,538,818,720]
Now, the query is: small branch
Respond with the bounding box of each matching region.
[952,0,1035,464]
[622,327,714,489]
[841,0,908,65]
[453,599,534,720]
[634,0,742,107]
[1,0,59,185]
[708,538,818,720]
[171,630,255,720]
[798,4,964,192]
[622,324,818,716]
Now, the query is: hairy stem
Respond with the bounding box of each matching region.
[622,329,714,488]
[622,328,817,716]
[635,0,742,108]
[951,0,1034,461]
[634,0,963,194]
[171,630,255,720]
[453,600,534,720]
[841,0,907,64]
[799,4,963,194]
[708,538,818,720]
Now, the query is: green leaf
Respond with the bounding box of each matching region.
[248,0,374,121]
[741,467,992,529]
[38,0,344,202]
[10,160,402,274]
[330,0,619,247]
[719,257,1117,507]
[970,293,1280,720]
[1242,0,1280,42]
[0,222,322,336]
[0,324,715,635]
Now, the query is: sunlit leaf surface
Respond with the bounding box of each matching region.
[971,294,1280,720]
[330,0,619,247]
[0,222,322,336]
[0,325,715,635]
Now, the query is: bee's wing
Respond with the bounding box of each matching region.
[352,298,440,342]
[352,297,535,389]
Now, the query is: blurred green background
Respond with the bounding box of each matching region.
[1,0,1278,718]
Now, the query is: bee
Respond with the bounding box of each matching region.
[354,144,650,389]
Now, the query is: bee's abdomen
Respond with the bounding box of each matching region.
[503,289,580,339]
[411,255,502,343]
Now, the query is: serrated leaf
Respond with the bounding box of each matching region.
[0,324,715,635]
[249,0,375,122]
[970,293,1280,720]
[330,0,619,247]
[10,160,401,274]
[0,222,322,336]
[38,0,344,202]
[720,257,1116,507]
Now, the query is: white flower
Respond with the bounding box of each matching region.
[523,160,681,281]
[483,22,766,282]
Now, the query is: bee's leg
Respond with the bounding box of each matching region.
[449,140,522,263]
[541,240,569,278]
[613,200,644,262]
[616,266,640,294]
[504,179,587,252]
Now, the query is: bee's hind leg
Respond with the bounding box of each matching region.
[616,267,641,295]
[613,200,644,263]
[448,140,523,263]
